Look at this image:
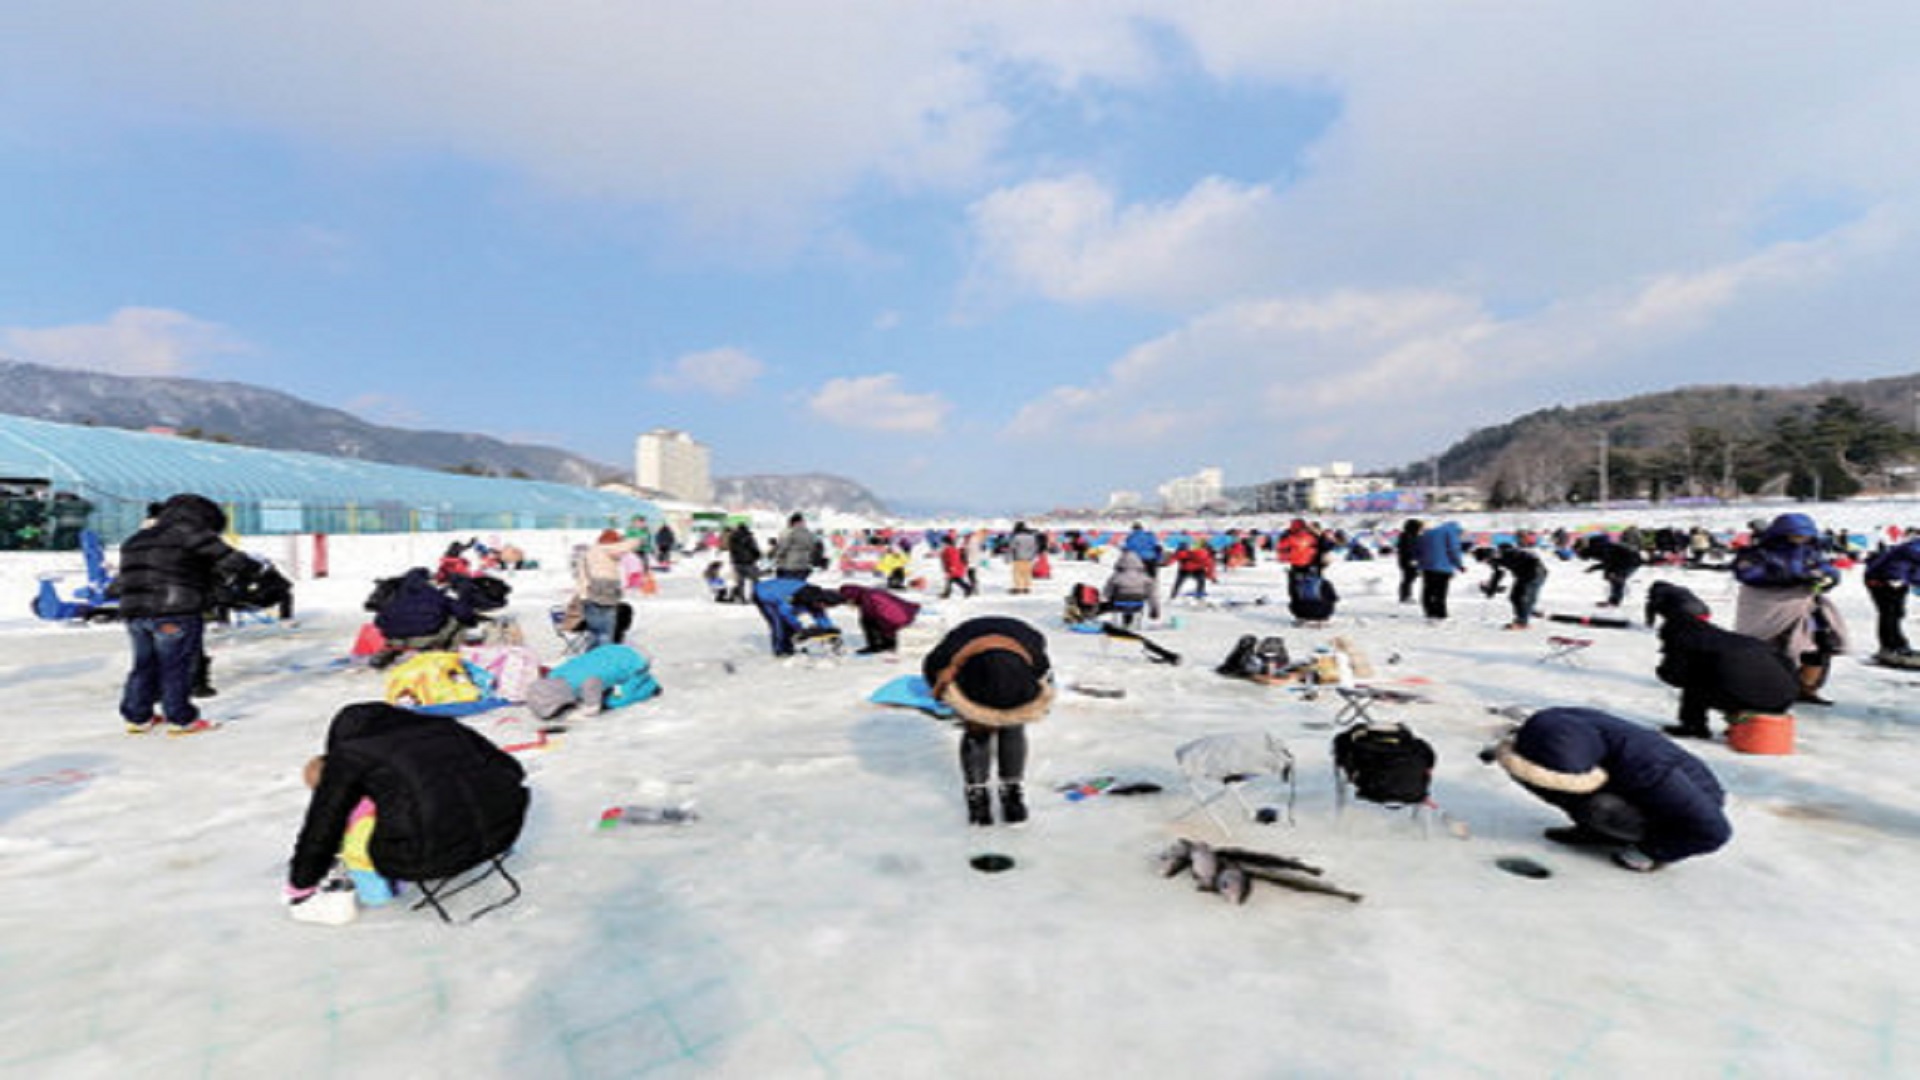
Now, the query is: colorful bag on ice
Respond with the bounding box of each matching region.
[383,651,483,708]
[459,644,544,703]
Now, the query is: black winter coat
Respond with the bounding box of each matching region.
[113,494,254,619]
[728,527,762,566]
[373,568,477,639]
[1657,616,1799,714]
[289,702,529,890]
[921,616,1053,686]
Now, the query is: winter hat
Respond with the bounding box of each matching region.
[596,528,622,544]
[1765,513,1818,542]
[524,677,579,720]
[1644,582,1711,627]
[947,650,1054,727]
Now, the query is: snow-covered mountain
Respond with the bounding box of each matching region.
[0,358,618,485]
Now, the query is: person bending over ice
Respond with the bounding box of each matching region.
[924,617,1055,827]
[1485,706,1731,872]
[1645,582,1798,740]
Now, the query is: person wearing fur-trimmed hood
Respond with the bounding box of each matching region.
[923,616,1054,827]
[1488,706,1731,872]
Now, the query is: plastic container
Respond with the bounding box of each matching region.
[1727,712,1794,755]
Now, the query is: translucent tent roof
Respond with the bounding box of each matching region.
[0,414,656,543]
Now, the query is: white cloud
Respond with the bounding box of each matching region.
[1,307,247,376]
[965,174,1281,311]
[807,374,950,433]
[650,347,766,397]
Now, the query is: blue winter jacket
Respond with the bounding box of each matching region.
[1864,539,1920,588]
[550,644,660,710]
[1123,528,1163,564]
[1414,521,1466,574]
[1504,707,1731,863]
[1732,515,1838,590]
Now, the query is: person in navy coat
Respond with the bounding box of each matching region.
[1488,706,1731,871]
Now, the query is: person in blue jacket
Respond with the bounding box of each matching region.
[1862,534,1920,662]
[1487,706,1731,872]
[752,577,839,657]
[1122,523,1164,578]
[1732,512,1846,705]
[1414,519,1466,620]
[524,643,661,720]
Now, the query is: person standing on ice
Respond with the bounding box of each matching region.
[1394,519,1425,604]
[1861,532,1920,664]
[1579,533,1643,609]
[577,529,639,650]
[924,616,1054,827]
[726,522,763,604]
[1732,512,1847,706]
[1006,521,1041,595]
[1414,519,1466,620]
[770,512,818,580]
[112,493,259,735]
[1486,706,1731,872]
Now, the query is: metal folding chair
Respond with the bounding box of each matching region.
[410,854,522,924]
[1173,732,1296,834]
[1539,636,1593,667]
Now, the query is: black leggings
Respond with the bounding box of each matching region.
[960,724,1027,787]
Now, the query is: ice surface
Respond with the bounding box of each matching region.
[2,504,1917,1077]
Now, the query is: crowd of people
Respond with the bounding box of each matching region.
[85,494,1920,923]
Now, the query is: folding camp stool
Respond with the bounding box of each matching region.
[1539,636,1593,667]
[1173,732,1297,834]
[1103,599,1146,630]
[1332,686,1387,726]
[794,627,845,657]
[410,854,522,924]
[549,605,592,657]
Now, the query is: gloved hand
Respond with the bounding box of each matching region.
[286,875,359,925]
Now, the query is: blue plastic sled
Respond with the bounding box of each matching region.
[869,675,954,718]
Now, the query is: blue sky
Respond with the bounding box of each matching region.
[3,3,1918,513]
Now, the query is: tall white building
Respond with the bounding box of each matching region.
[1158,467,1225,513]
[634,429,713,504]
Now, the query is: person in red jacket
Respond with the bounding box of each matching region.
[837,583,921,654]
[940,537,974,598]
[1169,542,1217,600]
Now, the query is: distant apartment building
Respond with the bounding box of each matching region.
[1253,462,1394,513]
[634,429,713,505]
[1158,467,1224,513]
[1105,490,1144,514]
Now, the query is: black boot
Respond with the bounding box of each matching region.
[966,785,993,827]
[191,656,217,698]
[1000,782,1028,826]
[1544,824,1615,847]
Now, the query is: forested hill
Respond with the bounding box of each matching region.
[1397,374,1920,506]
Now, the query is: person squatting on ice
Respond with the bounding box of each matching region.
[1645,582,1798,740]
[113,493,262,734]
[286,702,529,923]
[1486,706,1731,873]
[923,617,1055,827]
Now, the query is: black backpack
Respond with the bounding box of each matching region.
[1216,634,1259,678]
[1332,723,1436,805]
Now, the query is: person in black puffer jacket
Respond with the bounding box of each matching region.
[1488,706,1731,872]
[286,702,529,906]
[1645,582,1798,740]
[112,493,257,733]
[369,567,479,665]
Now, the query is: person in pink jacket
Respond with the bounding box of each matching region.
[837,584,921,654]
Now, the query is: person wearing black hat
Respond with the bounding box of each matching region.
[923,616,1055,826]
[1645,582,1798,739]
[1487,706,1731,872]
